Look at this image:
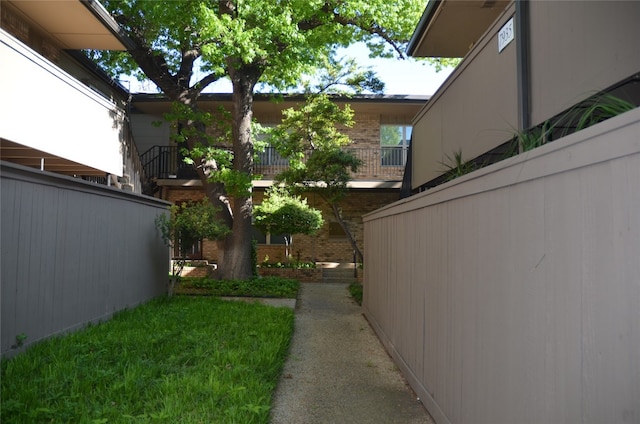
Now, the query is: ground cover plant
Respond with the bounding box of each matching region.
[348,282,363,306]
[178,276,299,299]
[1,297,294,423]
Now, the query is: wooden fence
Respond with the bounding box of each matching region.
[363,108,640,423]
[1,162,170,356]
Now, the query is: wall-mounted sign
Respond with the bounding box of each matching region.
[498,17,514,53]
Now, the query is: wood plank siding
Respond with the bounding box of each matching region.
[1,162,170,356]
[363,108,640,424]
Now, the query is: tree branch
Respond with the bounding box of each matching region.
[330,13,406,58]
[297,2,407,59]
[113,13,182,95]
[176,47,199,91]
[192,72,224,94]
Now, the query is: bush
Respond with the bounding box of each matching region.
[179,276,299,299]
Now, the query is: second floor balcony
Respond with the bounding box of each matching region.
[140,146,407,183]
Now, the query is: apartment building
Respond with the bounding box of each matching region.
[131,93,428,263]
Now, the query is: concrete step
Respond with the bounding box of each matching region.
[322,268,358,282]
[322,268,356,277]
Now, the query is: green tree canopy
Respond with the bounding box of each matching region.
[93,0,424,279]
[254,186,323,259]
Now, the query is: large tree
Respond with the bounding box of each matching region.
[92,0,423,279]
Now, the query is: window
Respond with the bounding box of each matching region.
[380,125,412,166]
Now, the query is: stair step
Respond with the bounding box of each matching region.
[322,269,356,277]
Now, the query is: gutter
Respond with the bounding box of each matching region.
[132,93,430,104]
[80,0,136,51]
[515,0,530,131]
[406,0,441,57]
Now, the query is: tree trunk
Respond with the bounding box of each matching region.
[330,202,363,263]
[219,64,261,280]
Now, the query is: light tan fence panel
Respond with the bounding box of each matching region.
[364,108,640,423]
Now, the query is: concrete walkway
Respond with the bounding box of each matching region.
[270,282,434,424]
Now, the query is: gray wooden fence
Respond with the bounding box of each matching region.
[1,162,170,356]
[363,108,640,423]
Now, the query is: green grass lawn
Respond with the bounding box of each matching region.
[1,296,294,423]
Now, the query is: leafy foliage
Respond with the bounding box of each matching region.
[91,0,424,279]
[254,186,323,259]
[254,186,323,238]
[510,92,636,156]
[179,276,300,299]
[91,1,423,92]
[439,149,475,181]
[156,199,230,254]
[156,199,230,295]
[269,93,355,161]
[348,282,364,306]
[269,92,360,201]
[427,57,462,72]
[266,71,365,261]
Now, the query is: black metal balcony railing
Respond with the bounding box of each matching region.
[140,146,407,182]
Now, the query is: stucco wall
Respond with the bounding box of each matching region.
[528,1,640,126]
[411,4,517,188]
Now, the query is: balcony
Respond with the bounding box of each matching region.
[141,146,406,183]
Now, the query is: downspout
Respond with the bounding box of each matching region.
[515,0,531,136]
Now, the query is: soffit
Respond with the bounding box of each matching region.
[6,0,126,50]
[131,94,429,120]
[409,0,510,58]
[1,138,105,176]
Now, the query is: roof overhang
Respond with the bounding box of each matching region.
[1,138,108,176]
[4,0,130,50]
[407,0,510,58]
[131,93,430,116]
[158,179,402,190]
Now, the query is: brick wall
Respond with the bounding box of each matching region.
[345,114,381,148]
[156,107,408,264]
[163,187,399,264]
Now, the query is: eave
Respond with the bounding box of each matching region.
[4,0,131,50]
[407,0,510,58]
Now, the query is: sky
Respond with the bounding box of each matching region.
[122,43,455,97]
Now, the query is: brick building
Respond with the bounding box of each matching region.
[131,93,427,264]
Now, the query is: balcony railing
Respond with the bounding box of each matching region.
[140,146,406,182]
